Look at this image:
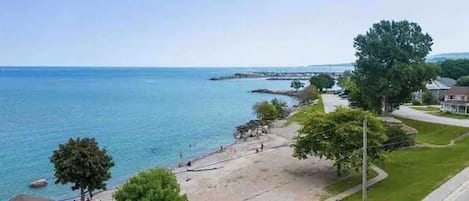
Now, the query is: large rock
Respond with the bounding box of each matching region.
[29,179,47,188]
[234,120,271,140]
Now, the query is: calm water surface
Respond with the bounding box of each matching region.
[0,66,350,200]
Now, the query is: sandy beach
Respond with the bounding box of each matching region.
[93,119,336,201]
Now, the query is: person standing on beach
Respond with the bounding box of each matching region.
[261,143,264,151]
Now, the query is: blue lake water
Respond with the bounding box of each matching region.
[0,66,351,200]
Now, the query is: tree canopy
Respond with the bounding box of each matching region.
[253,99,287,120]
[293,108,387,176]
[353,20,440,114]
[50,138,114,201]
[297,85,320,104]
[114,168,188,201]
[290,79,305,91]
[270,98,288,118]
[441,59,469,80]
[456,75,469,86]
[309,74,334,92]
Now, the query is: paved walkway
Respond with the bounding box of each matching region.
[325,166,388,201]
[393,106,469,127]
[321,94,349,113]
[423,167,469,201]
[321,94,388,201]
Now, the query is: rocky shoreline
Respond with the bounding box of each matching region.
[209,73,264,80]
[234,120,270,140]
[266,77,310,80]
[250,88,300,98]
[210,71,341,81]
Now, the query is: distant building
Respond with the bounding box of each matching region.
[441,86,469,115]
[413,77,456,103]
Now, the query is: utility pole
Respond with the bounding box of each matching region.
[362,117,368,201]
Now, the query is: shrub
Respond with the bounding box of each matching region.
[384,125,415,151]
[253,101,279,120]
[412,100,422,105]
[270,98,288,118]
[114,168,188,201]
[298,85,319,104]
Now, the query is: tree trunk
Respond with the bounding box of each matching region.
[336,162,342,177]
[383,96,392,115]
[80,188,85,201]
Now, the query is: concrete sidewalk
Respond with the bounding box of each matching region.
[394,106,469,201]
[422,167,469,201]
[325,166,388,201]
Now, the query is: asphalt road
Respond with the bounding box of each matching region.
[393,106,469,128]
[321,94,349,113]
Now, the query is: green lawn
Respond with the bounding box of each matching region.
[396,117,468,145]
[340,119,469,201]
[409,106,440,112]
[320,169,378,201]
[430,111,469,119]
[287,95,324,124]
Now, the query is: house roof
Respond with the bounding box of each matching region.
[426,80,450,90]
[9,195,52,201]
[439,77,457,87]
[447,86,469,96]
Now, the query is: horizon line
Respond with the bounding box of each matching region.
[0,63,354,68]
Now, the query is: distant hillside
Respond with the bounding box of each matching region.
[426,52,469,63]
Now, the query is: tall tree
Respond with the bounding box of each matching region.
[293,108,387,176]
[309,74,335,92]
[114,168,188,201]
[456,75,469,86]
[441,59,469,80]
[50,138,114,201]
[290,79,305,91]
[353,20,440,114]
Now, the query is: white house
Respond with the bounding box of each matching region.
[441,86,469,115]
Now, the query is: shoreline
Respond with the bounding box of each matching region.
[57,105,297,201]
[93,104,337,201]
[51,93,302,201]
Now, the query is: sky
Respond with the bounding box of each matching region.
[0,0,468,67]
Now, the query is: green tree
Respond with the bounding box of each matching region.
[309,74,335,92]
[270,98,288,118]
[50,138,114,201]
[422,90,435,105]
[290,79,305,91]
[293,108,387,176]
[337,76,353,90]
[441,59,469,80]
[383,125,414,151]
[114,168,188,201]
[253,101,279,120]
[297,85,319,104]
[353,20,440,114]
[456,75,469,86]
